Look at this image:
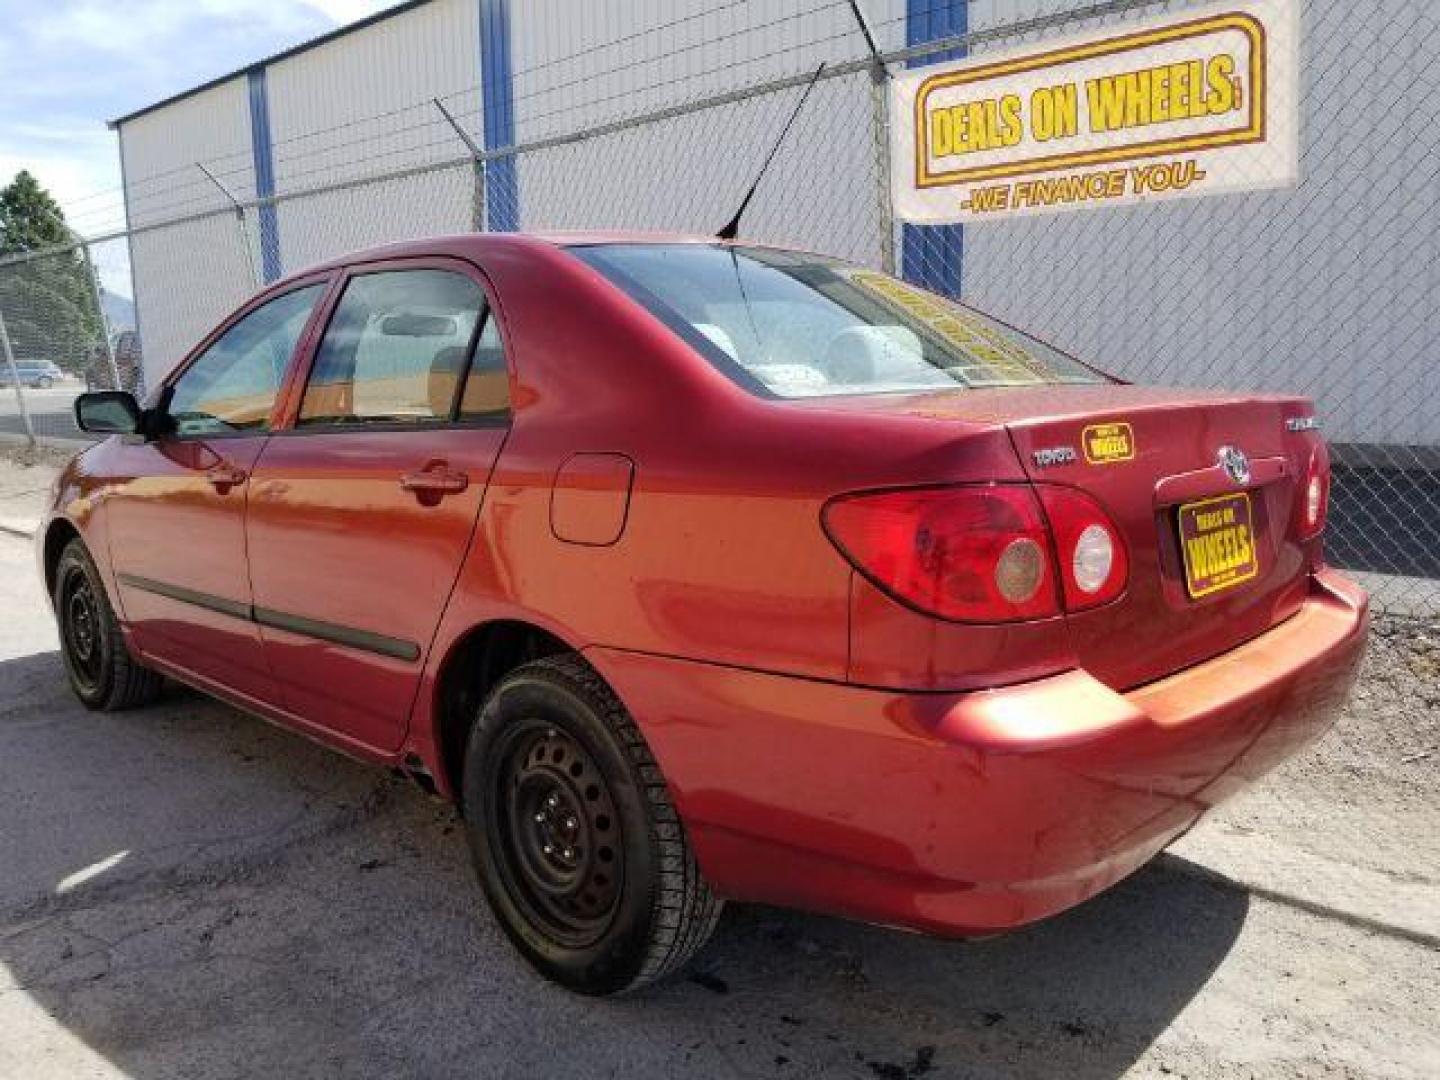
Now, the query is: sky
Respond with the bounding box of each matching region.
[0,0,399,241]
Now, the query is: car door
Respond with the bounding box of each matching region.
[106,278,330,706]
[244,258,511,752]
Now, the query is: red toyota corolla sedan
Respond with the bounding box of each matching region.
[42,233,1367,994]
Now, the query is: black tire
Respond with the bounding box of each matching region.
[37,376,54,390]
[54,538,163,711]
[463,654,722,995]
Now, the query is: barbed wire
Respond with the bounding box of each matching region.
[18,0,1200,253]
[78,0,1181,233]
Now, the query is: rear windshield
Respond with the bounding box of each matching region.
[572,244,1105,398]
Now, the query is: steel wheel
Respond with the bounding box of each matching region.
[487,720,623,948]
[464,656,721,994]
[59,562,105,696]
[52,538,164,711]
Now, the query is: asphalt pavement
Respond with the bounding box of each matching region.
[0,452,1436,1078]
[0,383,88,444]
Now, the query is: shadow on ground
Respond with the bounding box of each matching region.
[0,649,1247,1079]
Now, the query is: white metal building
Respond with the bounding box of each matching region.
[112,0,911,386]
[110,0,1439,450]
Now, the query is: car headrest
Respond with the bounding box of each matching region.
[822,325,923,385]
[428,345,470,418]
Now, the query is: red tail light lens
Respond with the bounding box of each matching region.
[822,485,1059,622]
[1297,442,1330,540]
[1035,487,1129,610]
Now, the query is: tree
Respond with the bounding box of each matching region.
[0,170,104,371]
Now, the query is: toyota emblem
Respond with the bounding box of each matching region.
[1217,446,1251,485]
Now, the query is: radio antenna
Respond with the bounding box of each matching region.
[717,62,827,241]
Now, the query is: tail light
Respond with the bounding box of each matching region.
[822,485,1058,622]
[1035,487,1129,610]
[824,483,1128,623]
[1297,442,1330,540]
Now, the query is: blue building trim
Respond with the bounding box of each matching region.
[901,0,966,298]
[246,68,282,283]
[479,0,518,231]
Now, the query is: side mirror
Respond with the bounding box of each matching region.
[74,391,142,436]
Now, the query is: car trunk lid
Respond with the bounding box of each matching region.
[787,383,1324,691]
[997,385,1318,689]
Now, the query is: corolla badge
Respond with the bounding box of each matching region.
[1217,445,1251,485]
[1032,445,1077,468]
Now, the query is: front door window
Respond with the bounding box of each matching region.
[166,284,323,437]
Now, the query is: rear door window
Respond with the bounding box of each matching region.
[298,268,504,426]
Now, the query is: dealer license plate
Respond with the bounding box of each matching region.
[1178,492,1259,599]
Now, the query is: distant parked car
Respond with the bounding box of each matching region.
[1,359,64,388]
[45,233,1366,995]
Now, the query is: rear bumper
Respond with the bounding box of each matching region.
[589,568,1368,935]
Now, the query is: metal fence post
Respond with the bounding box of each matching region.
[433,98,487,232]
[847,1,896,274]
[869,65,896,275]
[74,235,122,391]
[197,163,262,289]
[0,307,37,448]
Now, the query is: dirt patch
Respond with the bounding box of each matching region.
[0,441,77,472]
[1202,613,1440,887]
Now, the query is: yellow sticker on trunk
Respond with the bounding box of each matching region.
[1082,422,1135,463]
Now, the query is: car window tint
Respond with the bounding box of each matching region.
[299,269,488,426]
[167,284,323,436]
[574,244,1106,398]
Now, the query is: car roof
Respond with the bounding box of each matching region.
[267,231,811,292]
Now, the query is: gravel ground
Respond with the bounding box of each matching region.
[0,442,69,536]
[0,452,1436,1079]
[1171,614,1440,943]
[1215,616,1439,871]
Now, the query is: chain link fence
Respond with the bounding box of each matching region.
[0,0,1435,617]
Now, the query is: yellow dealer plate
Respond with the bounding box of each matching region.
[1178,492,1258,598]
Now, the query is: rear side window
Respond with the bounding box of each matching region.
[573,244,1105,398]
[167,283,323,436]
[457,314,509,420]
[299,268,506,426]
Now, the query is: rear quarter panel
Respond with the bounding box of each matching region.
[413,241,1052,777]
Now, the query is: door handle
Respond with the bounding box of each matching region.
[400,464,469,500]
[206,463,248,492]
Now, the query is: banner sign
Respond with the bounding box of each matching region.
[890,1,1298,223]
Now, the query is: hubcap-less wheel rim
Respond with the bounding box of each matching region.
[490,722,623,948]
[61,569,104,692]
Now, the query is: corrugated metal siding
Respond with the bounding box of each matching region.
[117,78,258,384]
[955,0,1440,445]
[507,0,905,264]
[264,0,481,269]
[110,0,1438,444]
